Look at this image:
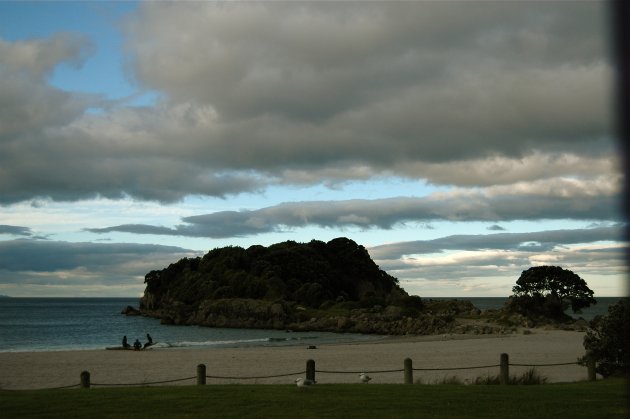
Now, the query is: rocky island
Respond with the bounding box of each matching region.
[134,237,584,336]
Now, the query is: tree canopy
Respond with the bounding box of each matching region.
[582,298,629,377]
[141,237,406,311]
[509,266,596,319]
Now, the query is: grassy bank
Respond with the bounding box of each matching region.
[1,379,627,418]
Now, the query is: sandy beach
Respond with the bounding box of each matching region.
[0,329,590,390]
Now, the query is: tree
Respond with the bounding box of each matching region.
[582,298,630,377]
[509,266,596,319]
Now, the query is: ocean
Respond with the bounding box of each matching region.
[0,297,623,353]
[0,298,381,353]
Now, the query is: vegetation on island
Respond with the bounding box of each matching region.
[139,238,450,334]
[142,237,407,310]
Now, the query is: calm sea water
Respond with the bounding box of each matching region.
[0,297,623,352]
[0,298,382,352]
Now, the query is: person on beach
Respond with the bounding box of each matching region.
[144,333,153,348]
[133,339,142,350]
[122,335,130,349]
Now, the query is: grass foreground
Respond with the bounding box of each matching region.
[1,379,627,418]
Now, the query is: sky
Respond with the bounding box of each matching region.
[0,1,626,298]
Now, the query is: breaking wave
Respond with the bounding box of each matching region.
[151,335,320,349]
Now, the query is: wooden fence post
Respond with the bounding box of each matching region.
[404,358,413,384]
[197,364,206,385]
[587,358,597,381]
[306,359,316,382]
[500,353,509,385]
[80,370,90,389]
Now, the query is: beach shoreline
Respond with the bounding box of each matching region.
[0,328,591,390]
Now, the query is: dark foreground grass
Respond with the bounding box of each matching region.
[1,379,627,419]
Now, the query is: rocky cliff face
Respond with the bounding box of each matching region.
[137,297,514,336]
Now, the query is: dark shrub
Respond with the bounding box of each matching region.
[581,298,630,377]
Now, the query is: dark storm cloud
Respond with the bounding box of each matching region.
[127,1,611,161]
[87,224,178,236]
[0,1,615,204]
[0,239,200,296]
[0,225,32,236]
[88,179,621,238]
[0,239,196,273]
[367,225,624,260]
[130,2,608,121]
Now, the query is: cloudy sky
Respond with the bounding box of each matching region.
[0,1,625,298]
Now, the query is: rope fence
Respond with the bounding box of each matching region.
[413,365,500,371]
[316,368,403,374]
[92,376,197,387]
[6,353,594,390]
[510,362,579,367]
[204,371,305,380]
[1,383,82,392]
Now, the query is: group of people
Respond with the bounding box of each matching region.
[122,333,153,350]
